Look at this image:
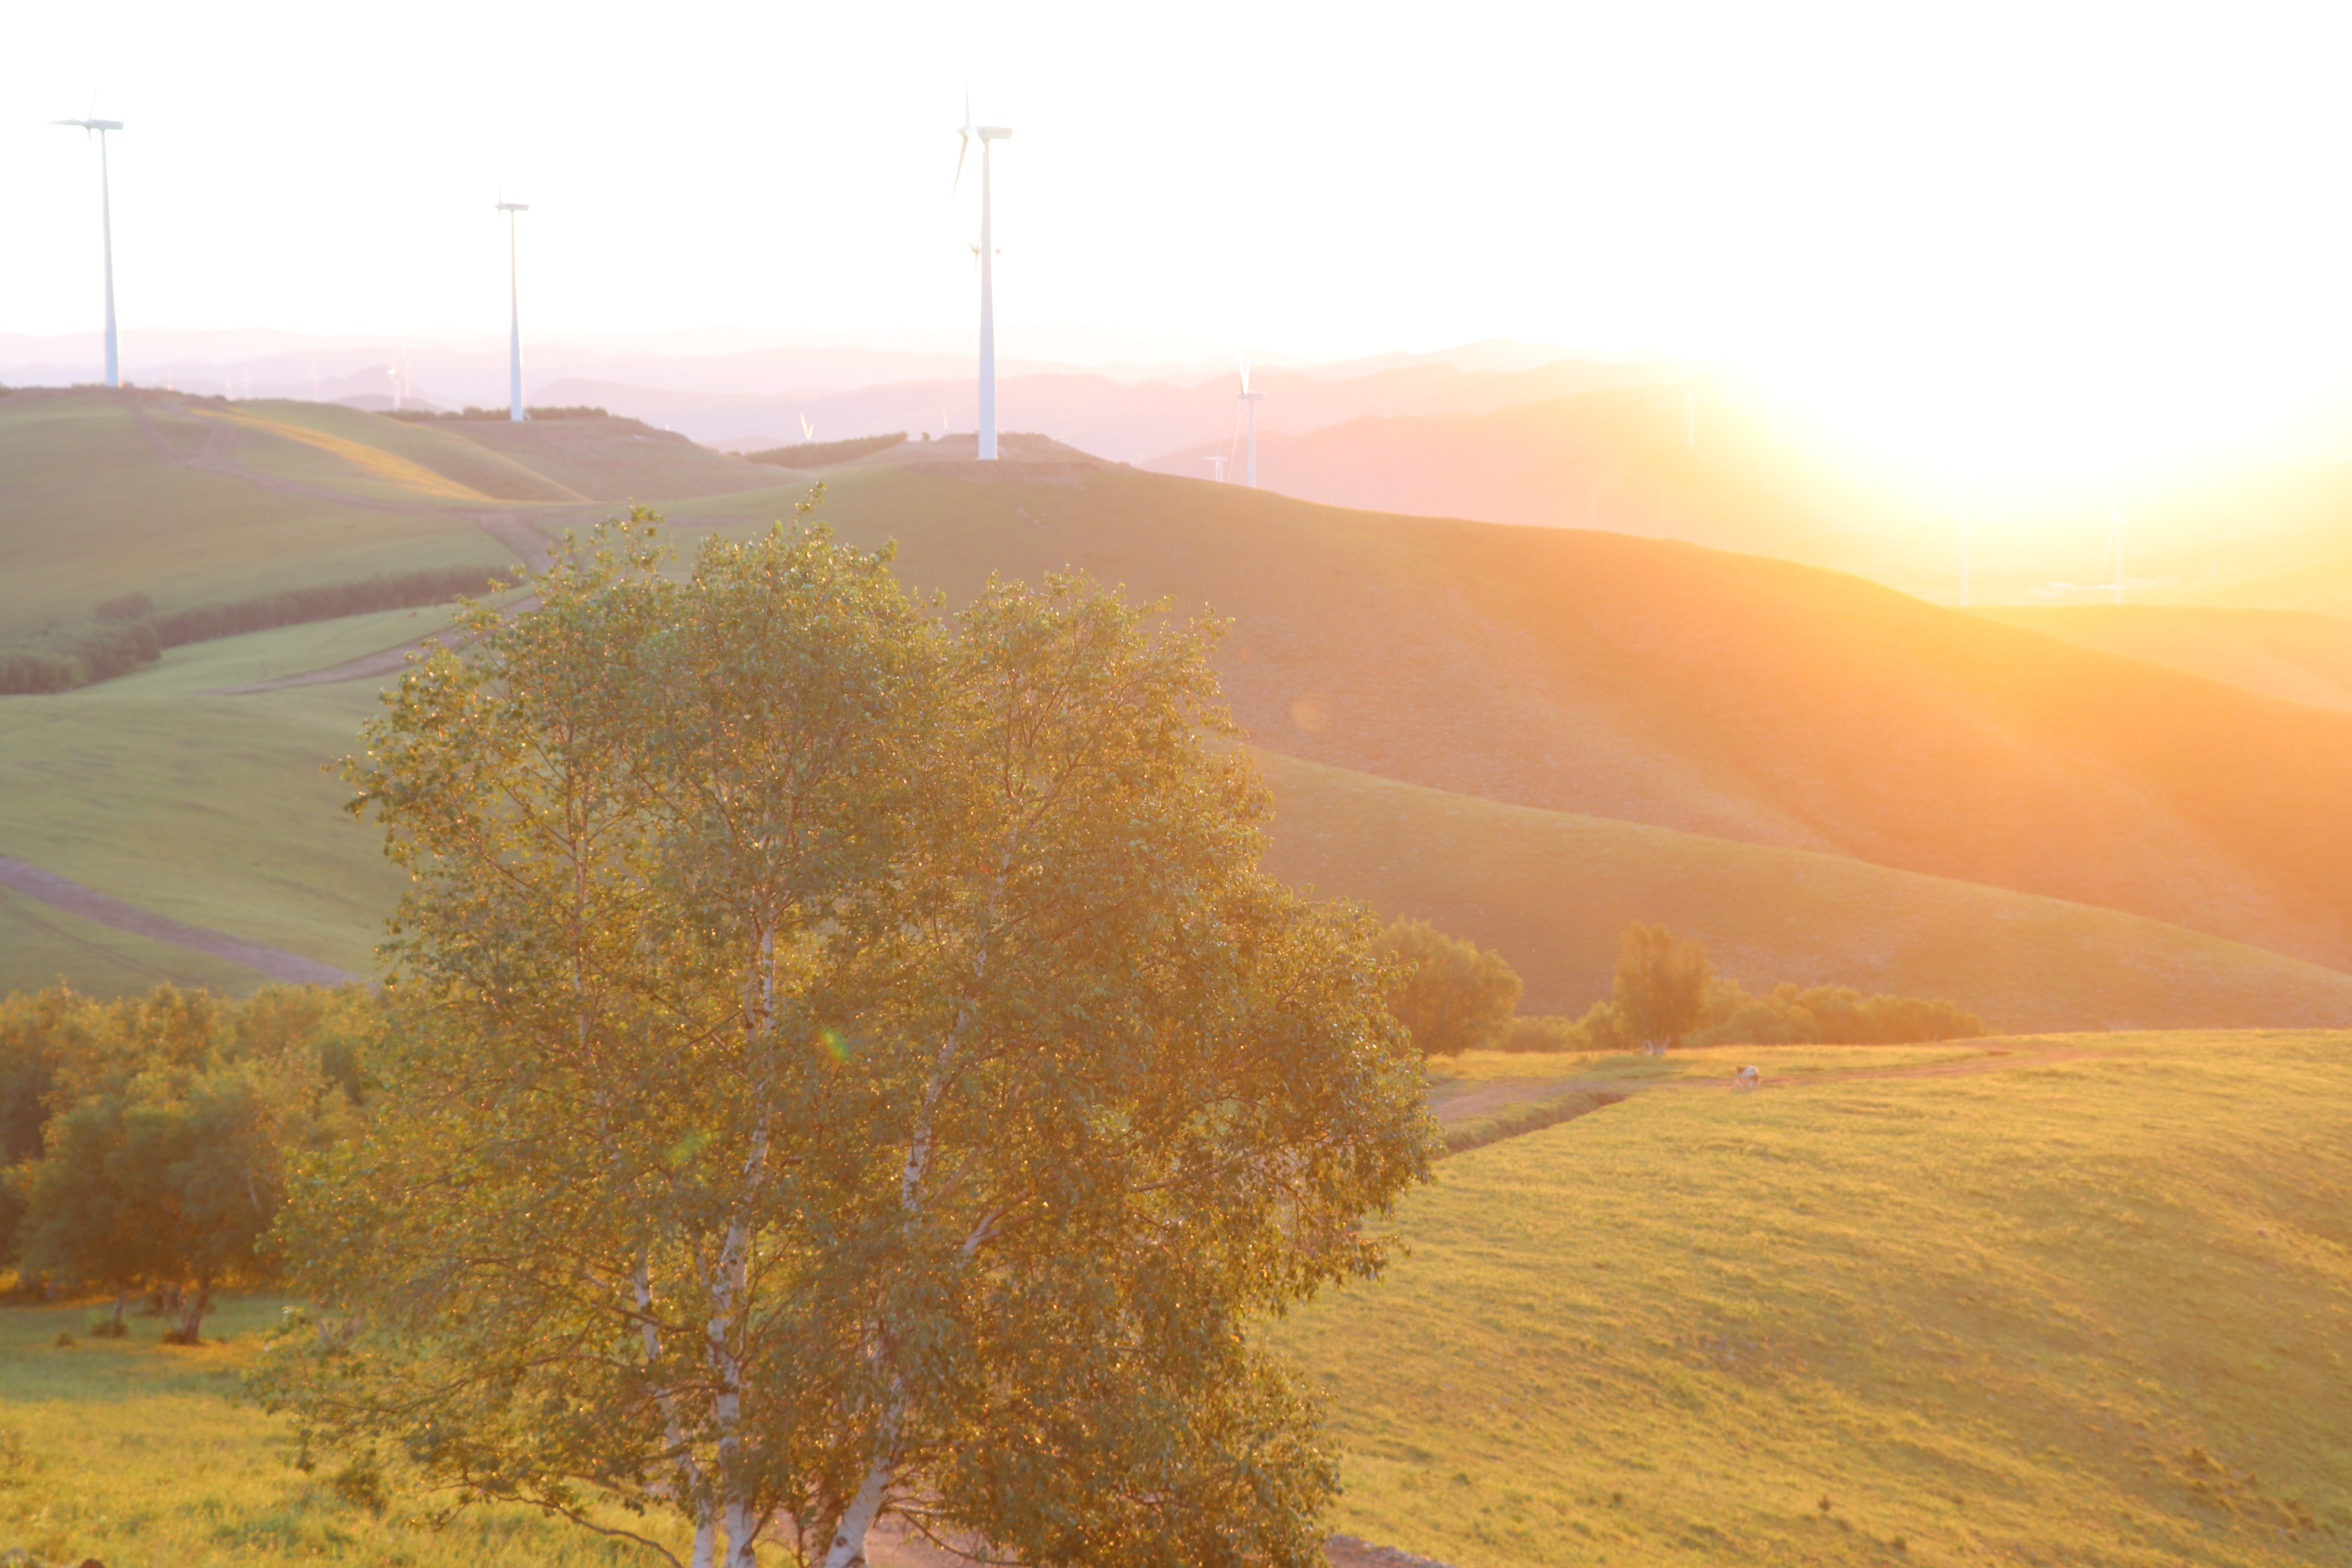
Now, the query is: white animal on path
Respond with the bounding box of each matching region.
[1733,1065,1760,1092]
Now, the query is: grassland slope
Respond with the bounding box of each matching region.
[1973,605,2352,713]
[1272,1031,2352,1567]
[1253,750,2352,1029]
[669,466,2352,971]
[12,611,2344,1035]
[0,390,520,638]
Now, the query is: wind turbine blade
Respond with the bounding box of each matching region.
[953,133,968,195]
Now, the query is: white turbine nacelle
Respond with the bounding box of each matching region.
[1237,357,1265,488]
[955,96,1012,461]
[54,116,126,387]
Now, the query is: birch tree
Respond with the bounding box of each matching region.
[257,509,1434,1568]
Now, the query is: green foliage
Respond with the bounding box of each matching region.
[741,431,908,469]
[1690,978,1984,1046]
[0,566,514,696]
[1500,979,1981,1054]
[258,507,1435,1568]
[1613,921,1713,1054]
[0,984,376,1327]
[1379,918,1523,1057]
[387,404,614,422]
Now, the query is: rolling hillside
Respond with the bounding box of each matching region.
[9,609,2350,1034]
[1252,751,2352,1030]
[1272,1031,2352,1566]
[12,387,2352,1003]
[684,462,2352,973]
[1973,605,2352,713]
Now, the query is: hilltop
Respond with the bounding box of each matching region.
[7,385,2352,1013]
[1973,605,2352,713]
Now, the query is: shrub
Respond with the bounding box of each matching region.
[1615,922,1712,1054]
[741,431,908,469]
[0,566,514,696]
[1380,918,1522,1057]
[1691,978,1982,1046]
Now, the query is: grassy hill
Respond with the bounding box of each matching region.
[7,608,2349,1039]
[0,390,521,639]
[1253,751,2352,1030]
[1272,1030,2352,1566]
[12,390,2352,998]
[4,1034,2340,1566]
[693,463,2352,974]
[1973,605,2352,714]
[1140,384,1886,571]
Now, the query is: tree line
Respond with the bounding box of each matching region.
[0,564,515,695]
[741,431,909,469]
[1378,918,1984,1057]
[1,982,375,1340]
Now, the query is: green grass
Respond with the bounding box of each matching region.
[7,1035,2341,1566]
[0,616,408,986]
[1253,748,2352,1029]
[1272,1031,2352,1566]
[0,884,268,997]
[0,392,518,639]
[0,1298,691,1567]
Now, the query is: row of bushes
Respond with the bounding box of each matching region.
[0,618,164,693]
[1381,917,1984,1057]
[0,565,515,696]
[387,405,611,422]
[743,431,908,469]
[1443,1088,1620,1157]
[1507,978,1984,1054]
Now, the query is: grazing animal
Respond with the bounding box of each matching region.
[1733,1065,1760,1092]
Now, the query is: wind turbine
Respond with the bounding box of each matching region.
[1238,359,1265,488]
[53,113,126,387]
[799,413,817,442]
[955,97,1012,461]
[1201,454,1229,483]
[2101,502,2128,604]
[496,199,530,421]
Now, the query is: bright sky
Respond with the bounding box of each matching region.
[9,0,2352,484]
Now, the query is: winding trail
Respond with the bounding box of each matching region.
[1430,1043,2108,1128]
[0,856,359,987]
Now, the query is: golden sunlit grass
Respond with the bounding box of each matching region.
[1276,1031,2352,1567]
[1250,749,2352,1030]
[0,393,518,640]
[0,1298,683,1568]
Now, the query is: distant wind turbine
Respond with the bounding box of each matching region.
[1201,454,1228,483]
[53,112,126,387]
[1958,497,1972,608]
[800,413,816,442]
[1238,359,1265,488]
[496,198,530,421]
[2101,503,2128,604]
[955,96,1012,461]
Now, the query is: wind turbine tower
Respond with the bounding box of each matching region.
[1239,360,1265,487]
[54,115,126,387]
[2102,503,2128,604]
[955,100,1012,461]
[1202,454,1229,483]
[496,200,530,421]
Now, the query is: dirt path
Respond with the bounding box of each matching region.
[207,517,552,695]
[0,856,359,987]
[1432,1045,2107,1127]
